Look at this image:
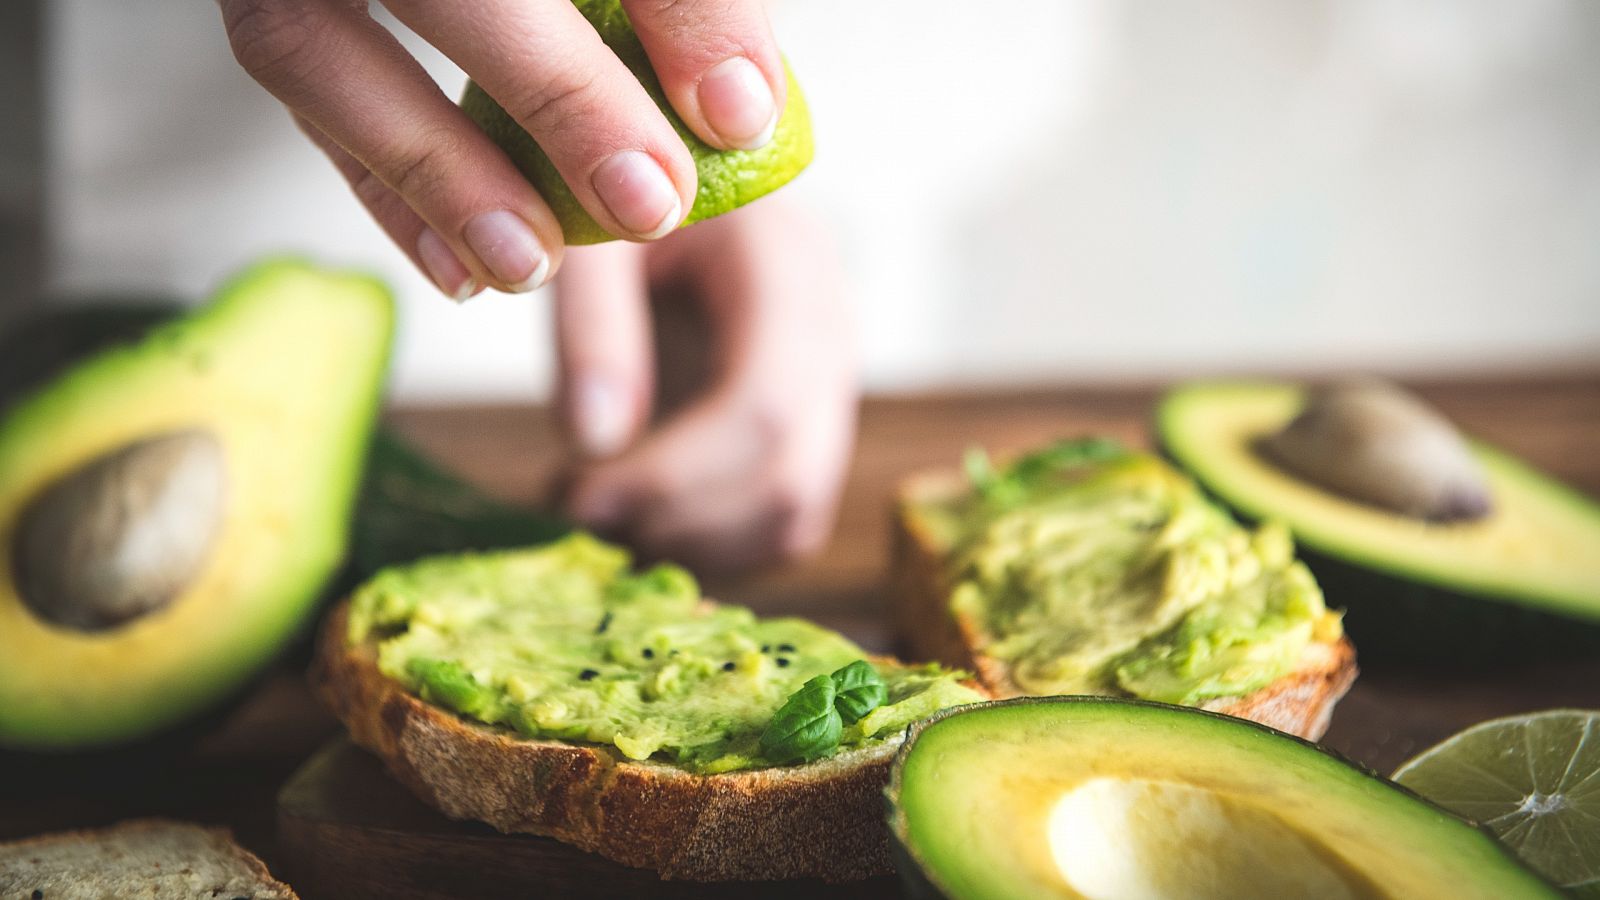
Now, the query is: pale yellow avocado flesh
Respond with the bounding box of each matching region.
[1158,382,1600,620]
[892,700,1559,900]
[0,261,393,748]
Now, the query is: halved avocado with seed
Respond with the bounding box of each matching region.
[887,698,1559,899]
[0,260,393,749]
[1157,381,1600,659]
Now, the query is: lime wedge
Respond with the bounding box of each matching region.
[1394,709,1600,894]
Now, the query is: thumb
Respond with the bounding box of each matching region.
[554,242,655,460]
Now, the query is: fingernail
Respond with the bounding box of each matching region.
[463,210,550,293]
[698,57,778,150]
[592,150,682,240]
[417,228,478,302]
[572,373,630,458]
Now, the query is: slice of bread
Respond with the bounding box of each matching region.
[312,604,940,883]
[0,819,296,900]
[891,468,1358,740]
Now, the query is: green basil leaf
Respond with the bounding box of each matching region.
[829,660,887,724]
[760,675,843,764]
[1018,437,1126,474]
[971,437,1128,506]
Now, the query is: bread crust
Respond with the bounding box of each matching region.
[890,468,1357,740]
[313,605,911,882]
[0,818,297,899]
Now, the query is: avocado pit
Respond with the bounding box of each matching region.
[1258,380,1492,522]
[12,429,226,631]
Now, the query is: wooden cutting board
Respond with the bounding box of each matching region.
[277,738,904,899]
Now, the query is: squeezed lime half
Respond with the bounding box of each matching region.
[460,0,813,245]
[1394,709,1600,894]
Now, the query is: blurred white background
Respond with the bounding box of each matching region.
[43,0,1600,403]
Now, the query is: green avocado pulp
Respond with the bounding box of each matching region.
[922,442,1341,705]
[347,534,981,773]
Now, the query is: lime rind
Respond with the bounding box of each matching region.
[1395,709,1600,889]
[459,0,813,245]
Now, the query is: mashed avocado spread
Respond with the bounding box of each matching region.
[347,534,981,773]
[925,439,1341,704]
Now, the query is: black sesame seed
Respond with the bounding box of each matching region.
[776,658,791,667]
[33,891,44,900]
[595,612,613,634]
[722,661,736,672]
[778,643,797,653]
[761,644,772,653]
[642,648,654,659]
[579,669,599,681]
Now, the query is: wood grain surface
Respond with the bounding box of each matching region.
[3,376,1597,898]
[277,739,899,899]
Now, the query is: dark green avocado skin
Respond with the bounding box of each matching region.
[889,832,949,900]
[1154,436,1600,665]
[1289,544,1600,665]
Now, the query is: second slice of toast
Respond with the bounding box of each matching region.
[891,466,1357,740]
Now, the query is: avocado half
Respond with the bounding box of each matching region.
[0,260,394,749]
[886,698,1558,900]
[1157,381,1600,661]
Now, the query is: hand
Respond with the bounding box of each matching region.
[220,0,786,299]
[555,199,856,574]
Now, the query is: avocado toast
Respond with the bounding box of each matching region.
[891,440,1356,739]
[314,534,982,881]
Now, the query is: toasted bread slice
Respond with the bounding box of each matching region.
[313,603,944,883]
[891,468,1357,740]
[0,819,296,900]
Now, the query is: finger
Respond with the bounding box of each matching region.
[621,0,785,151]
[568,393,846,572]
[654,203,855,559]
[631,427,845,571]
[220,0,561,297]
[292,114,485,298]
[383,0,695,242]
[564,397,757,526]
[566,202,854,569]
[636,483,804,574]
[554,242,655,459]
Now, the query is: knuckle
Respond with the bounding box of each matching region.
[348,166,413,229]
[381,130,470,206]
[766,500,820,564]
[779,519,825,561]
[630,0,692,28]
[629,0,755,58]
[349,166,391,210]
[503,68,606,145]
[767,475,811,525]
[223,0,329,95]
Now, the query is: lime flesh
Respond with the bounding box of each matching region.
[1394,709,1600,893]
